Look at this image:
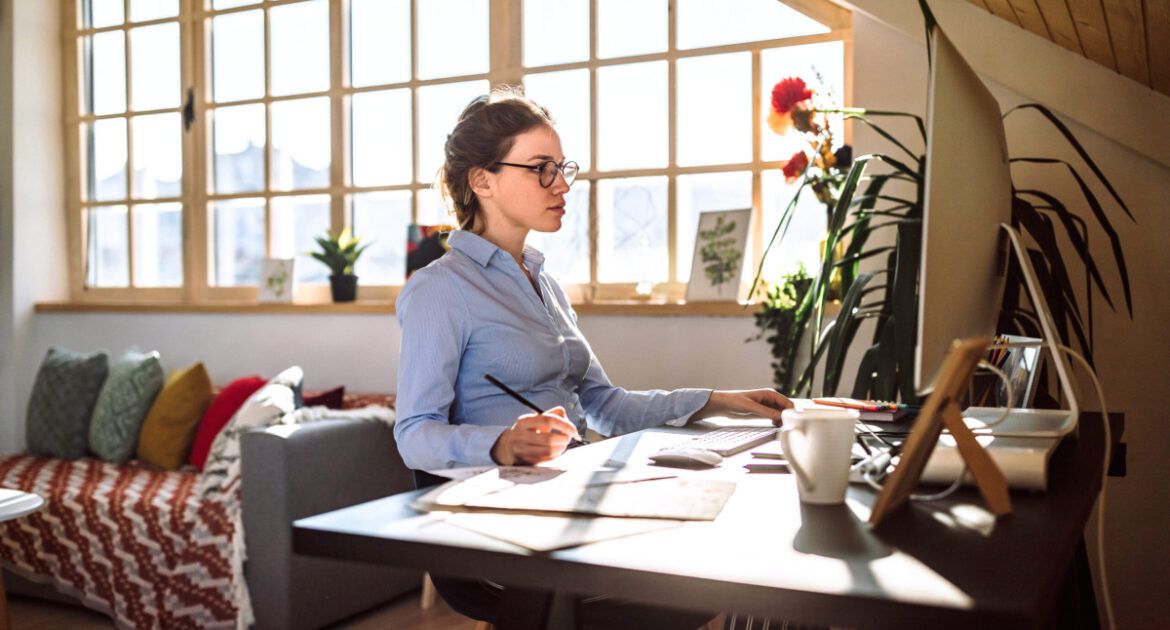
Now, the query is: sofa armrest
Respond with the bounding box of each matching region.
[241,418,420,630]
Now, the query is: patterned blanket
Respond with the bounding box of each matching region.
[0,455,238,629]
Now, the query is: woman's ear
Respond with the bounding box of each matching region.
[468,167,493,200]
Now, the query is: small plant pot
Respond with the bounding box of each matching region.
[329,274,358,302]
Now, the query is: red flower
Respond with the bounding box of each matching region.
[782,151,809,184]
[771,77,813,115]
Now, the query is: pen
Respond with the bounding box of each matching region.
[484,374,585,444]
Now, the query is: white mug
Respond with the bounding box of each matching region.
[779,408,859,505]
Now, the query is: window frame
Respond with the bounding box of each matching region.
[62,0,852,307]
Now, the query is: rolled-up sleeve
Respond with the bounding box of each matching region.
[394,269,507,470]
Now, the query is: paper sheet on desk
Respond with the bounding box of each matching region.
[414,468,735,521]
[444,512,683,552]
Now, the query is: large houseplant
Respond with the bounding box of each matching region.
[752,4,1134,403]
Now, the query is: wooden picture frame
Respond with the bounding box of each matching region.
[869,336,1012,527]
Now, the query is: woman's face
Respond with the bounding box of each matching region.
[480,125,571,235]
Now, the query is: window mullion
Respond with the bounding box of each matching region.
[123,0,135,288]
[184,0,208,302]
[410,0,419,222]
[263,3,273,258]
[587,0,599,301]
[666,0,677,286]
[330,0,346,235]
[750,49,763,293]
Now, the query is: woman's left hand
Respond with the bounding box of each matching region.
[695,389,793,426]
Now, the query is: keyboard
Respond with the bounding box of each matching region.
[662,427,779,457]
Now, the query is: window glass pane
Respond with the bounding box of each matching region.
[598,0,666,59]
[212,10,264,103]
[213,0,260,9]
[89,118,128,202]
[130,23,180,111]
[211,198,265,286]
[271,97,331,191]
[86,0,124,29]
[527,184,590,284]
[523,69,590,171]
[270,0,330,96]
[86,205,129,287]
[351,0,410,87]
[677,53,752,167]
[416,187,453,225]
[272,195,331,284]
[761,42,845,162]
[132,113,182,199]
[351,191,412,285]
[597,61,666,170]
[213,103,265,194]
[761,169,826,280]
[676,171,752,280]
[132,202,183,287]
[417,80,489,182]
[677,0,829,50]
[523,0,588,67]
[129,0,178,23]
[351,89,412,186]
[597,176,667,284]
[87,31,126,115]
[417,0,488,80]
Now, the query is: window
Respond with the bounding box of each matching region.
[65,0,850,305]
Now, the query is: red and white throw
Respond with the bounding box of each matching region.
[0,455,239,629]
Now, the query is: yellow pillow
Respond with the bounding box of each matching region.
[137,362,213,470]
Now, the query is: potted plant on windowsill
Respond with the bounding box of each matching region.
[310,227,371,303]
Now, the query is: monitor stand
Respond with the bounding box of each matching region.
[944,224,1081,440]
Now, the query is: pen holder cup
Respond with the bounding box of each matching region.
[779,408,859,505]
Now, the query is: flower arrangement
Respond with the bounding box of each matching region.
[748,14,1133,400]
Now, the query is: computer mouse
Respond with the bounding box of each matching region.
[649,448,724,469]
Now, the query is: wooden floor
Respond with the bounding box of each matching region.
[6,588,480,630]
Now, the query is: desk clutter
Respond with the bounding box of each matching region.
[414,466,736,551]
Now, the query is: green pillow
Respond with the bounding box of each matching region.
[88,351,166,463]
[26,347,110,459]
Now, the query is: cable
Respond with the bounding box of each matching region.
[1055,343,1116,630]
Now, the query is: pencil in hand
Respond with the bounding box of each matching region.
[484,374,585,444]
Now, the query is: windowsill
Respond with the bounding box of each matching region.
[34,299,766,317]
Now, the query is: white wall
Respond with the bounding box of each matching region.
[27,311,774,395]
[0,0,66,453]
[848,2,1170,628]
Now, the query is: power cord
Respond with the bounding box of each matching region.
[1055,343,1116,630]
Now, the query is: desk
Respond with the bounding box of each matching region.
[295,415,1105,629]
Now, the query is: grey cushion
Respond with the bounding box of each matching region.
[88,351,166,463]
[26,347,110,459]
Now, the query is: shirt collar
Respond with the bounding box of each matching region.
[448,230,546,275]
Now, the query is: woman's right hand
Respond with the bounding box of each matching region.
[491,406,579,466]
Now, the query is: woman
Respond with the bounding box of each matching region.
[395,87,792,628]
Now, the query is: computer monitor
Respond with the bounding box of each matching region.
[915,26,1012,395]
[915,26,1078,437]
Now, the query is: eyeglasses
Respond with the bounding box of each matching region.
[494,159,579,188]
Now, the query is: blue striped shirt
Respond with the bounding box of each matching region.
[394,230,712,471]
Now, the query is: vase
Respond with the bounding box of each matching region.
[329,274,358,302]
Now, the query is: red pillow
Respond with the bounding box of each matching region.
[188,375,266,471]
[303,385,345,409]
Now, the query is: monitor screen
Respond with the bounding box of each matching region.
[915,26,1013,394]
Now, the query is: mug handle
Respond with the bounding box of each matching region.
[779,425,816,493]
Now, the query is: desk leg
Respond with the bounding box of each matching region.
[543,592,576,630]
[0,568,9,630]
